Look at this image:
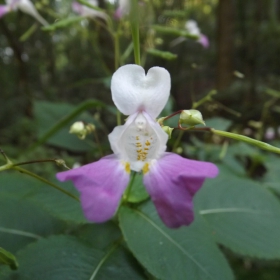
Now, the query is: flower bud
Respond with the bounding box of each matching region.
[69,121,87,139]
[179,109,205,126]
[162,126,174,139]
[55,159,70,170]
[85,123,96,133]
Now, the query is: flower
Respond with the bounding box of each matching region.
[114,0,130,19]
[0,0,48,26]
[57,64,218,228]
[170,19,209,49]
[72,0,107,20]
[185,20,209,48]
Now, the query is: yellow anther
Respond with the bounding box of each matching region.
[122,162,130,174]
[145,140,151,146]
[142,163,150,174]
[137,149,142,153]
[136,136,140,140]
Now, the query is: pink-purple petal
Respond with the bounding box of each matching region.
[143,153,218,228]
[0,5,9,18]
[56,155,130,223]
[198,34,209,48]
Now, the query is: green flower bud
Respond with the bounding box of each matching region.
[179,109,205,126]
[162,126,174,139]
[85,123,96,133]
[69,121,87,139]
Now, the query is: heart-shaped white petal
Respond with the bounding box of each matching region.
[111,64,171,119]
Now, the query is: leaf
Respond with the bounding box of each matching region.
[127,173,149,203]
[1,235,146,280]
[196,166,280,259]
[33,100,103,152]
[0,247,18,270]
[73,222,122,250]
[119,201,234,280]
[147,49,177,60]
[205,117,232,131]
[42,16,86,31]
[0,173,87,224]
[0,193,62,253]
[262,153,280,192]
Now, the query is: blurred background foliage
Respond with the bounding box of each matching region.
[1,0,280,278]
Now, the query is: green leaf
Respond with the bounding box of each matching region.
[42,16,86,31]
[1,236,146,280]
[33,100,104,152]
[127,173,149,203]
[0,247,18,270]
[196,166,280,259]
[73,222,122,250]
[265,88,280,98]
[0,173,87,224]
[147,49,177,60]
[262,153,280,192]
[0,193,62,253]
[205,117,232,131]
[119,201,234,280]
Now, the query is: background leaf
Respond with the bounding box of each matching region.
[0,173,87,224]
[0,247,18,270]
[196,165,280,259]
[0,235,146,280]
[119,201,234,280]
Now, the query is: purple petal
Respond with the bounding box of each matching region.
[143,153,218,228]
[114,7,122,20]
[57,155,130,223]
[0,5,9,18]
[198,34,210,48]
[72,1,83,15]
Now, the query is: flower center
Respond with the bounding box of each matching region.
[124,113,159,171]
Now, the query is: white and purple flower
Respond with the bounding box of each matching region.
[72,0,107,20]
[185,20,209,48]
[170,19,209,49]
[57,64,218,228]
[0,0,48,26]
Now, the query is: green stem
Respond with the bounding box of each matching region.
[211,129,280,154]
[123,172,137,201]
[12,166,80,202]
[172,130,184,152]
[192,90,217,109]
[93,130,103,157]
[130,0,141,65]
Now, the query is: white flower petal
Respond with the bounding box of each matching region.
[108,112,168,172]
[111,64,171,118]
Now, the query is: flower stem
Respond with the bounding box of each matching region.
[123,171,137,201]
[192,89,217,109]
[211,129,280,154]
[11,166,80,201]
[130,0,141,65]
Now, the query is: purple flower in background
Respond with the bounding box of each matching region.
[170,19,209,49]
[0,0,48,26]
[0,5,9,18]
[72,0,107,20]
[57,64,218,228]
[114,0,130,19]
[185,20,209,48]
